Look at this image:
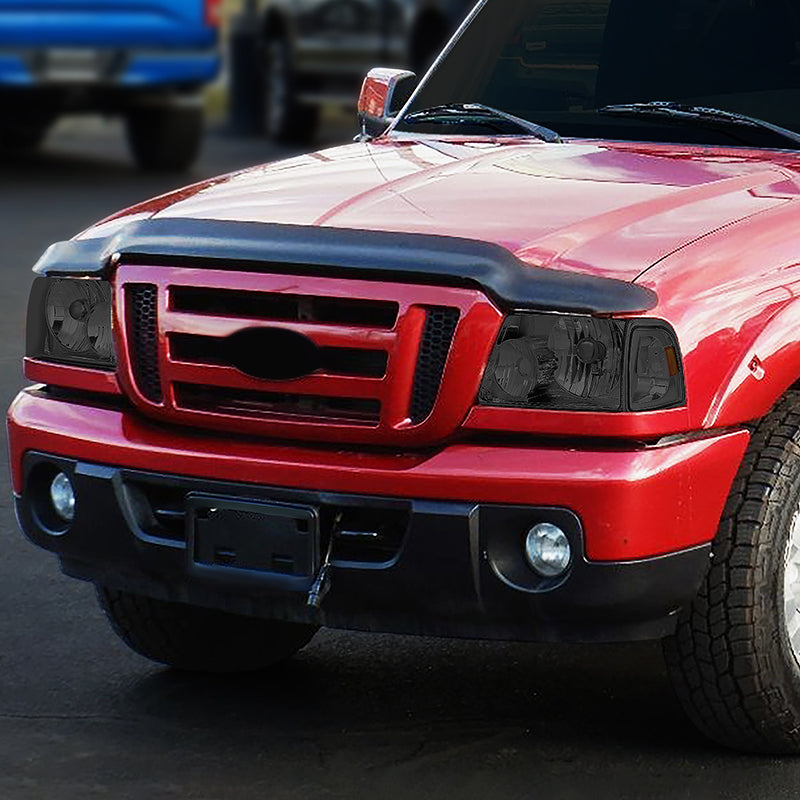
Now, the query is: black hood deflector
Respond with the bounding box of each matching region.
[35,218,657,314]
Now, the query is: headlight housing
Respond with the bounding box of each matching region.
[26,276,116,368]
[478,313,684,412]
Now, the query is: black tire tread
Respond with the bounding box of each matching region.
[665,391,800,753]
[126,102,204,172]
[262,34,319,144]
[0,119,52,151]
[98,587,318,673]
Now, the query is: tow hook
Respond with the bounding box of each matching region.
[307,513,339,609]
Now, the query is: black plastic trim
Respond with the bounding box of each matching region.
[15,452,710,643]
[126,283,162,403]
[34,218,658,314]
[409,306,460,423]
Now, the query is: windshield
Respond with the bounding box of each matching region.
[396,0,800,147]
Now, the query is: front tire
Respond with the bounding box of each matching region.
[665,392,800,753]
[97,587,318,672]
[125,99,204,171]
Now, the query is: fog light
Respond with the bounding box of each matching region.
[49,472,75,523]
[525,523,571,577]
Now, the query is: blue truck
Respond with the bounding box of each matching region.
[0,0,221,169]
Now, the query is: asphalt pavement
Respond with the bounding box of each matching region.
[1,117,798,799]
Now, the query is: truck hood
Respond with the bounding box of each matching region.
[101,137,800,283]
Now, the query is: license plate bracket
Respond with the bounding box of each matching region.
[186,495,319,590]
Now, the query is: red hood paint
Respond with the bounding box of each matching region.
[90,137,800,283]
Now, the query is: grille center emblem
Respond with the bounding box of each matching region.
[225,327,320,381]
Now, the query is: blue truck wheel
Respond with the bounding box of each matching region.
[125,98,204,171]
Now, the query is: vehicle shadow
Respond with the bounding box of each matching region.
[110,630,800,800]
[113,631,799,798]
[122,632,709,753]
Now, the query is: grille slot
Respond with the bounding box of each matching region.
[409,307,460,424]
[127,284,162,403]
[171,286,398,328]
[175,383,381,425]
[169,333,388,378]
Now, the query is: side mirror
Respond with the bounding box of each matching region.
[357,68,416,139]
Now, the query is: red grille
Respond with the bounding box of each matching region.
[114,265,503,446]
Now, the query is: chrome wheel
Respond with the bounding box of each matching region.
[784,508,800,666]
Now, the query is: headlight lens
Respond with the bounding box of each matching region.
[479,313,684,412]
[26,276,116,368]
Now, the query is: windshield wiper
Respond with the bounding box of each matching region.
[402,103,561,143]
[599,101,800,149]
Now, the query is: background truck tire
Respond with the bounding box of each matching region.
[262,34,318,144]
[664,392,800,753]
[409,14,450,75]
[125,100,204,171]
[0,118,53,151]
[97,587,319,672]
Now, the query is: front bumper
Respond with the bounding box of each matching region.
[8,389,750,642]
[0,48,219,91]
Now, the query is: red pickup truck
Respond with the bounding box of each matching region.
[9,0,800,754]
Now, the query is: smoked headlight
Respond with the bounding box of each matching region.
[26,276,116,368]
[479,313,684,412]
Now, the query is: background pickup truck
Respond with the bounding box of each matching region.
[231,0,474,141]
[0,0,221,169]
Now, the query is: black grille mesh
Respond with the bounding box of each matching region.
[128,284,162,403]
[409,307,459,424]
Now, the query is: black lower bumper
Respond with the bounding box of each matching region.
[16,452,711,643]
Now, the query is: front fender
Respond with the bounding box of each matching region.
[704,298,800,428]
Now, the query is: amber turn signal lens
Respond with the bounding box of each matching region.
[665,346,679,377]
